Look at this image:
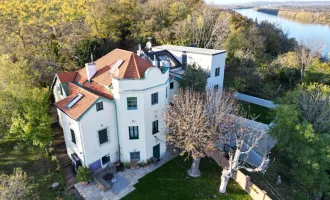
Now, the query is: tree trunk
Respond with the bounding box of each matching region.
[219,168,231,194]
[187,158,201,177]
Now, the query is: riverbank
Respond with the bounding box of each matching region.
[254,7,330,25]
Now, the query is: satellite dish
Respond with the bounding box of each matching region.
[146,41,152,50]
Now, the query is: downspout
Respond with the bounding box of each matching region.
[113,100,121,162]
[78,121,87,166]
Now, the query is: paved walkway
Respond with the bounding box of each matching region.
[74,152,177,200]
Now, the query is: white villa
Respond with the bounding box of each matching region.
[52,44,226,171]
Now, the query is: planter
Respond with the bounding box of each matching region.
[81,181,88,186]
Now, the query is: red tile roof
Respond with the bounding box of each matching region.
[55,83,99,120]
[55,48,153,120]
[57,71,77,83]
[74,49,153,85]
[83,81,113,99]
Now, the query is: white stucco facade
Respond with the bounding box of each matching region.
[153,45,226,90]
[53,45,227,169]
[112,67,168,162]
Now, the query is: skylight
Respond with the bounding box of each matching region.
[110,60,124,76]
[65,93,84,110]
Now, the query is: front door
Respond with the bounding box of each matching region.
[153,144,160,160]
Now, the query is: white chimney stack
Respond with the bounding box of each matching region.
[86,54,97,81]
[153,54,158,67]
[137,44,145,58]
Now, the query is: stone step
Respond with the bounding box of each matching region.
[59,156,72,168]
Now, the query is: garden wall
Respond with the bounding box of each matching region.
[234,92,276,109]
[210,151,272,200]
[233,170,272,200]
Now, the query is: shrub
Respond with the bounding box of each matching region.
[76,166,92,182]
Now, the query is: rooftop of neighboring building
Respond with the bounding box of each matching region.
[145,50,182,69]
[153,45,226,56]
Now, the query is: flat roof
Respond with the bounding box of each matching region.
[153,45,226,56]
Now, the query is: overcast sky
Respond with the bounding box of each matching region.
[206,0,330,5]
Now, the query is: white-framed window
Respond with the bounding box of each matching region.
[130,152,140,161]
[152,120,159,134]
[215,67,220,77]
[98,128,109,145]
[129,126,139,140]
[127,97,138,110]
[151,92,158,105]
[166,87,168,98]
[101,154,110,165]
[96,101,103,111]
[71,129,76,144]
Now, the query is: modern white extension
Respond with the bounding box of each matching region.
[52,45,226,172]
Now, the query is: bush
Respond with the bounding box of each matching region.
[0,168,30,200]
[123,162,131,169]
[76,166,92,182]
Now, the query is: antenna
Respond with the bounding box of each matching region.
[91,54,94,63]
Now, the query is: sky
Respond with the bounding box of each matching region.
[206,0,330,5]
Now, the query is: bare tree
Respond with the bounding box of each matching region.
[296,37,327,80]
[217,117,271,194]
[164,89,239,177]
[170,5,231,49]
[296,83,330,133]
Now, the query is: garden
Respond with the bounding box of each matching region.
[123,156,251,200]
[0,139,70,199]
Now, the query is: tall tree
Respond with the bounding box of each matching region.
[85,0,141,48]
[179,64,208,92]
[217,117,270,194]
[10,88,53,148]
[156,5,230,49]
[271,83,330,194]
[164,89,240,177]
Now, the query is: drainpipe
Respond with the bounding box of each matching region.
[78,122,87,166]
[113,100,121,163]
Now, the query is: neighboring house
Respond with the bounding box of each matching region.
[52,45,226,170]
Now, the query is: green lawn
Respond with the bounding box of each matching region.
[239,101,275,124]
[0,139,67,199]
[123,156,251,200]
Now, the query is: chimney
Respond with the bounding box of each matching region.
[137,44,142,56]
[153,54,158,68]
[86,54,97,81]
[182,51,187,69]
[137,44,145,58]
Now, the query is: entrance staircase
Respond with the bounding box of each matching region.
[52,122,77,189]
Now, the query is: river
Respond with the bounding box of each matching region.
[235,8,330,57]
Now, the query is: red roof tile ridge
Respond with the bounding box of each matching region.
[122,55,132,78]
[132,54,141,78]
[68,82,100,99]
[115,48,134,54]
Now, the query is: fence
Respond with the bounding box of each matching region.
[233,170,272,200]
[210,150,272,200]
